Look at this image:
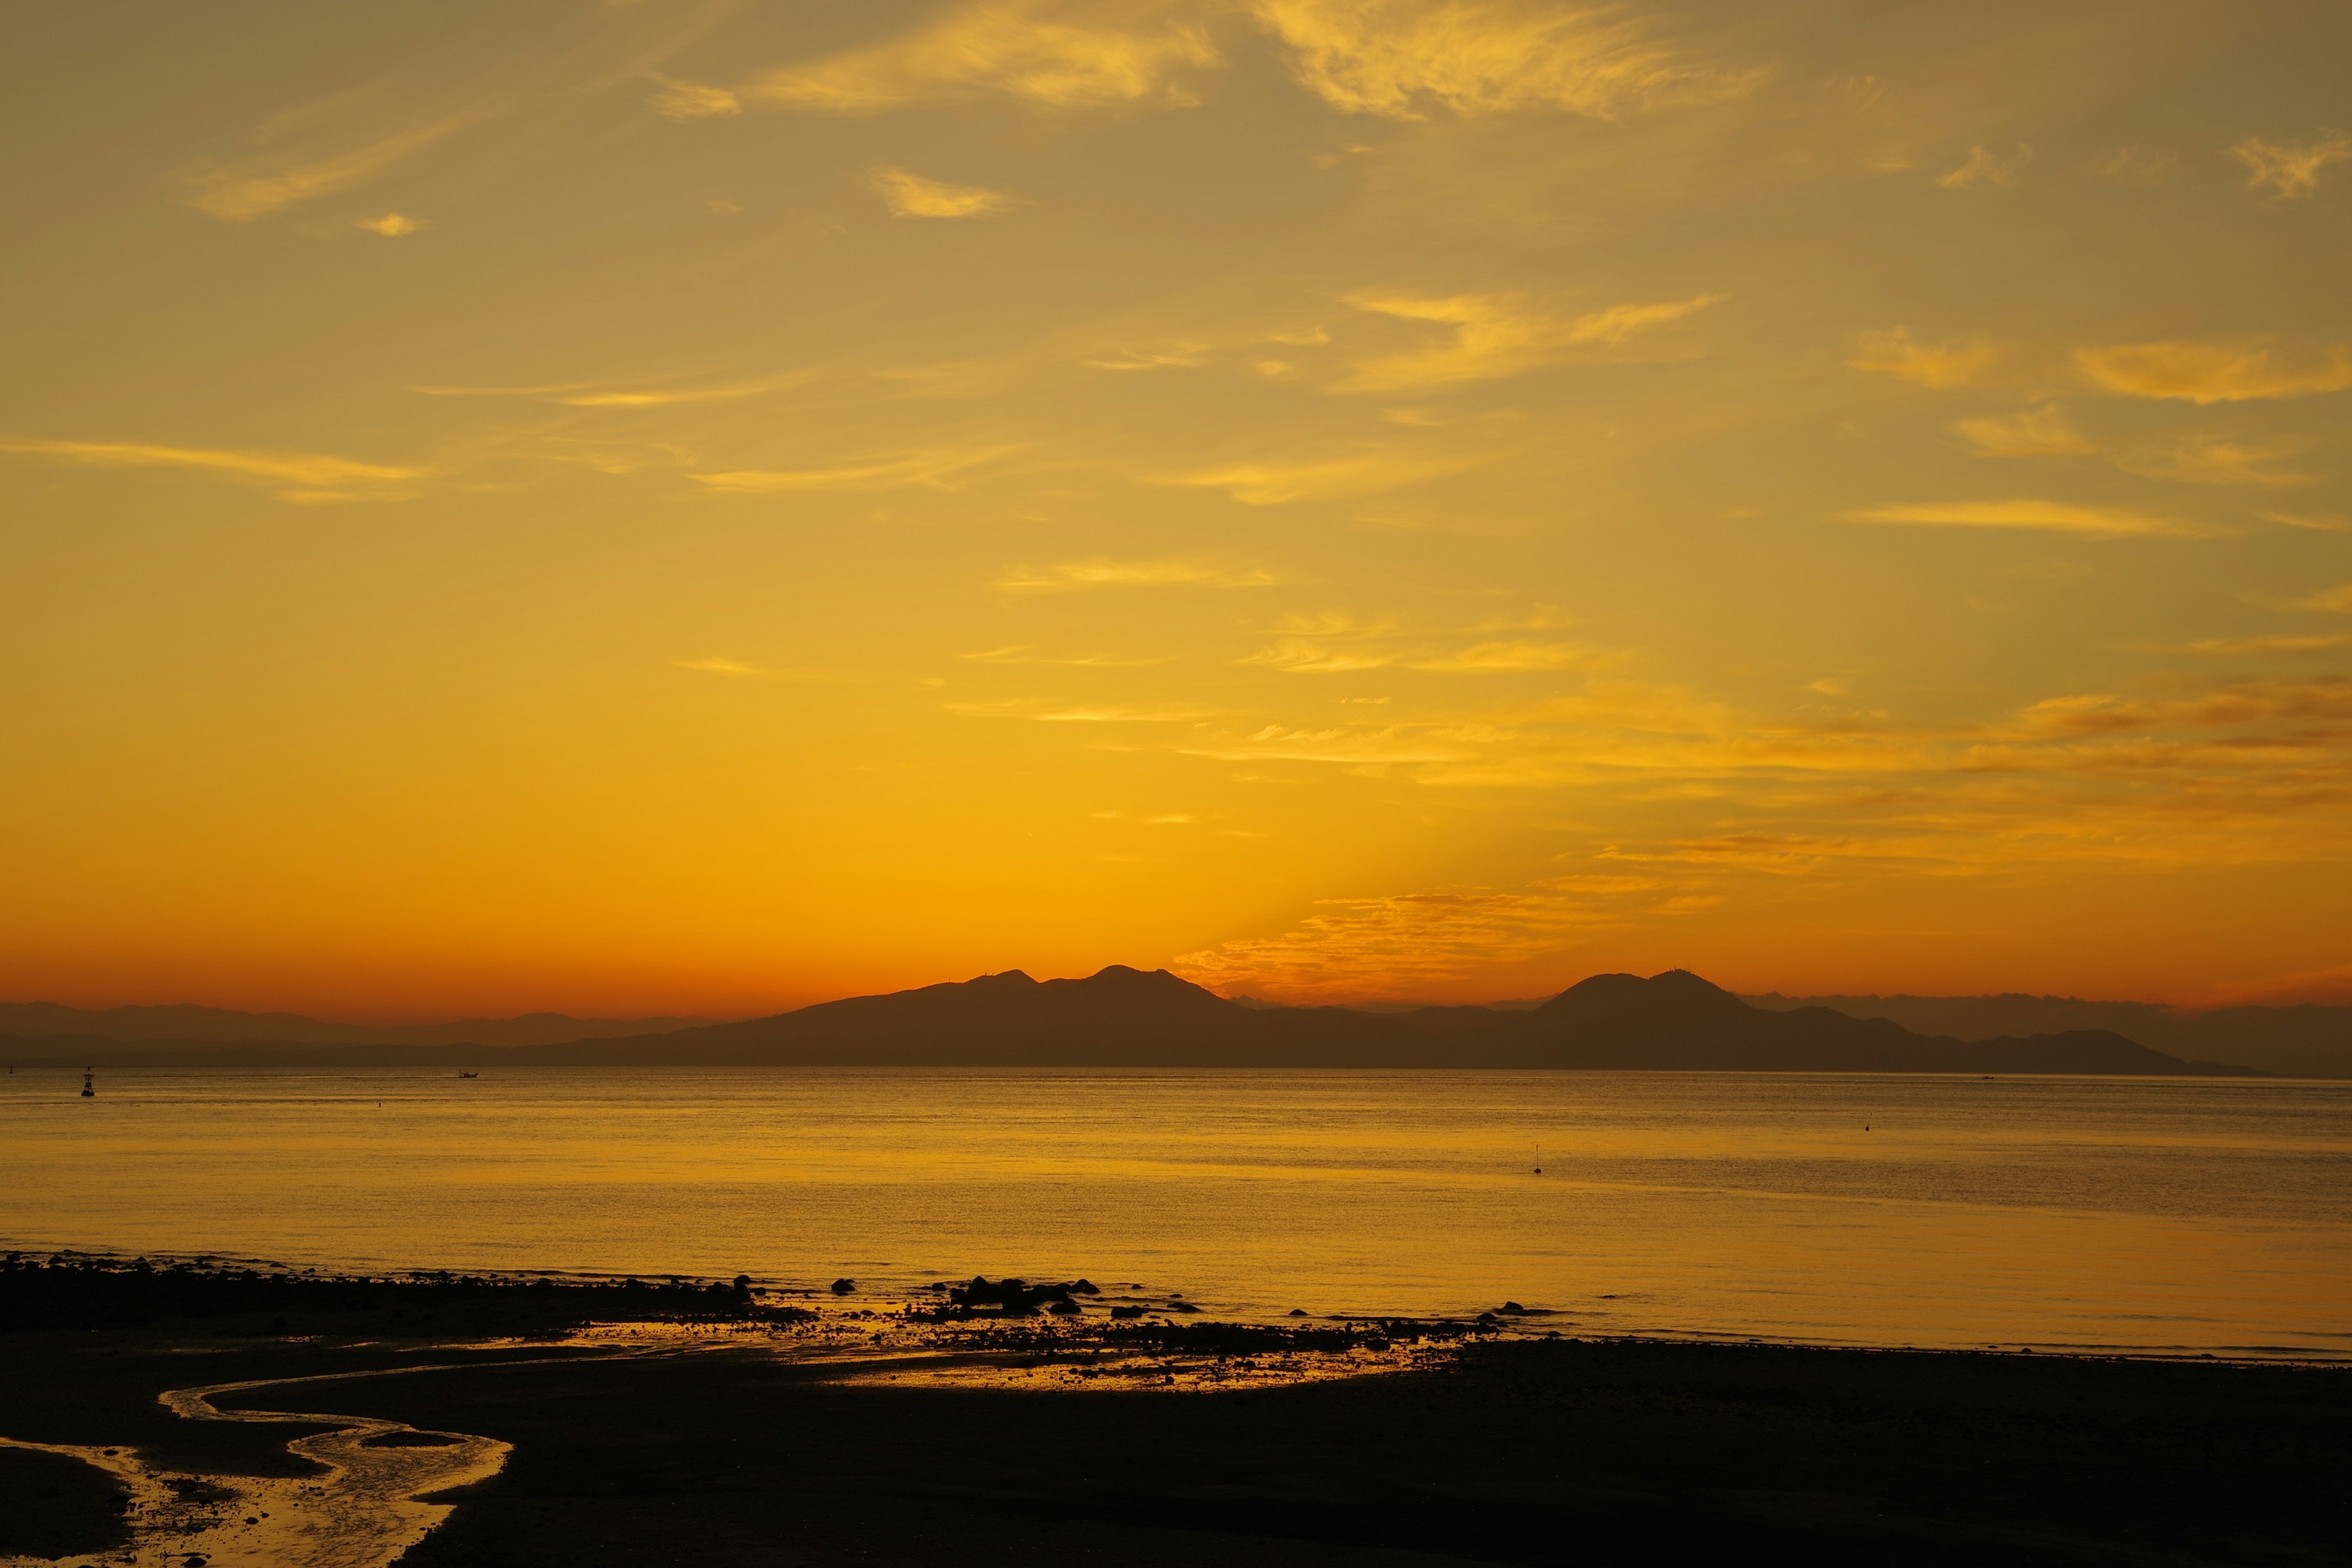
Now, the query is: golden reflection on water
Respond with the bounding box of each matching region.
[2,1068,2346,1356]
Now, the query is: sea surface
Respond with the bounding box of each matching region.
[6,1067,2348,1358]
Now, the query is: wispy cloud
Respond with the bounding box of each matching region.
[2076,339,2352,404]
[948,699,1214,722]
[411,371,813,407]
[2302,582,2352,614]
[1844,499,2210,538]
[2008,679,2352,738]
[1412,641,1606,672]
[1248,0,1760,121]
[1338,292,1721,391]
[1177,723,1487,765]
[2231,132,2351,198]
[1244,638,1605,673]
[994,557,1276,590]
[871,167,1018,218]
[354,212,425,236]
[185,116,475,220]
[179,3,736,219]
[690,448,1009,493]
[678,657,783,677]
[960,646,1173,666]
[677,657,929,686]
[1937,143,2032,190]
[1085,342,1213,371]
[752,2,1218,112]
[1172,886,1611,1000]
[1240,638,1398,673]
[649,75,741,118]
[567,375,813,409]
[2087,146,2175,184]
[1167,449,1480,503]
[410,379,616,399]
[0,437,418,500]
[2186,632,2352,655]
[1951,405,2094,457]
[2261,511,2350,533]
[1850,328,2001,390]
[2111,434,2307,488]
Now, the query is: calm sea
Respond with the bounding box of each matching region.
[5,1067,2347,1358]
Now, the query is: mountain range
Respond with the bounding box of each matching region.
[0,968,2272,1075]
[1745,992,2350,1079]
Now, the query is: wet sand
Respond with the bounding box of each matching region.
[5,1303,2349,1567]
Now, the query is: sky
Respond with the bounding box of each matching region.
[5,0,2351,1020]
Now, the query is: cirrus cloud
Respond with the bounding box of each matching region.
[2075,339,2352,404]
[872,167,1019,218]
[993,557,1277,590]
[1248,0,1760,121]
[0,437,418,500]
[752,2,1218,112]
[1844,499,2211,538]
[2231,132,2351,198]
[1339,292,1722,391]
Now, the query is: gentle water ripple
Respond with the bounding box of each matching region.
[4,1066,2348,1355]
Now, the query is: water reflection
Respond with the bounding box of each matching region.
[4,1068,2347,1355]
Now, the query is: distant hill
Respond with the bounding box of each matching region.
[492,967,2256,1072]
[1745,993,2351,1079]
[1,970,2267,1075]
[0,1002,718,1048]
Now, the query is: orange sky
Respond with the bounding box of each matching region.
[5,1,2350,1020]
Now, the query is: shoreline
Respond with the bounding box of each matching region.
[9,1246,2348,1368]
[6,1309,2346,1567]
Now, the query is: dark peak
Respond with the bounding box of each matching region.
[1086,964,1183,985]
[1538,969,1749,1017]
[965,970,1038,988]
[1063,965,1223,998]
[1646,969,1742,1001]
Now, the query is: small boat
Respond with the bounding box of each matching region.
[458,1071,479,1079]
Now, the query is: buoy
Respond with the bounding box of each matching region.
[81,1066,95,1098]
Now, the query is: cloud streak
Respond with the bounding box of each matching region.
[1951,405,2094,457]
[690,448,1010,493]
[1173,888,1613,1000]
[872,167,1018,218]
[994,557,1277,590]
[1338,292,1721,391]
[1851,328,2001,390]
[1248,0,1759,121]
[2076,339,2352,404]
[179,2,739,219]
[2232,132,2351,198]
[1938,143,2033,190]
[0,437,418,500]
[752,2,1218,112]
[1167,449,1479,503]
[1844,500,2210,538]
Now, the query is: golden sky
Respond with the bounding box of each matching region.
[6,1,2351,1018]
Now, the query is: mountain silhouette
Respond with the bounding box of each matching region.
[1,968,2261,1074]
[484,966,2252,1073]
[1746,990,2350,1078]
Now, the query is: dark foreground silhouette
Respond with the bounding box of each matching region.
[1,968,2264,1073]
[2,1262,2345,1566]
